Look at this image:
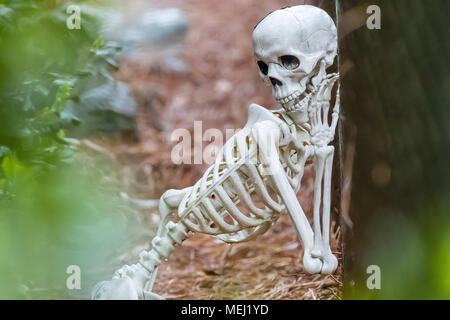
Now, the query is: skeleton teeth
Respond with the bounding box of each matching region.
[287,102,303,112]
[277,91,301,105]
[283,89,313,112]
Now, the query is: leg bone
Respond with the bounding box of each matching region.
[92,188,190,300]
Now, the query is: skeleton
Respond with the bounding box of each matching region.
[92,5,340,300]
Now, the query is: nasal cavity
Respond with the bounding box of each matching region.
[269,77,282,87]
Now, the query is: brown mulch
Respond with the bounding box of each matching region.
[96,0,342,300]
[153,197,342,300]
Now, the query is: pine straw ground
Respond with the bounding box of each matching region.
[98,0,342,300]
[153,203,342,300]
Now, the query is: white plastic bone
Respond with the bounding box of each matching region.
[92,5,340,300]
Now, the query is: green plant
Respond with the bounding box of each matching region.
[0,0,135,299]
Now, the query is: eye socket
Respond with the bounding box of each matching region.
[257,61,268,75]
[280,55,300,70]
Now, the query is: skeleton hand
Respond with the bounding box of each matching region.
[308,73,339,147]
[92,263,163,300]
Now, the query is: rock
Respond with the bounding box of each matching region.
[66,80,137,136]
[62,5,189,136]
[103,7,188,64]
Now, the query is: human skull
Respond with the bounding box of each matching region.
[252,5,337,118]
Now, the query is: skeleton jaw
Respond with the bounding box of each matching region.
[276,83,314,125]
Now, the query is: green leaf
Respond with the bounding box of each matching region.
[92,37,104,51]
[57,129,65,139]
[2,155,25,179]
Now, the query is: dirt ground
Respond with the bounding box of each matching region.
[101,0,342,300]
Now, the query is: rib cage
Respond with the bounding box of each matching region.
[177,119,311,243]
[177,126,285,243]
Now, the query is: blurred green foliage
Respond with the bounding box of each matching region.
[0,0,134,299]
[345,198,450,299]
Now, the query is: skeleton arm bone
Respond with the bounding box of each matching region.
[251,120,322,273]
[308,73,340,273]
